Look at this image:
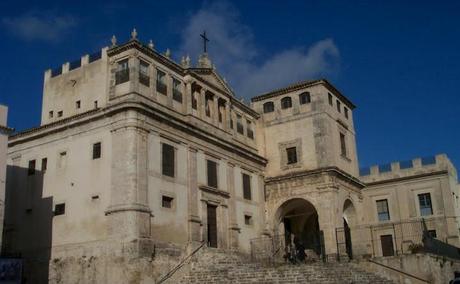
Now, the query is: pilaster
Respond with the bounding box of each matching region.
[187,146,202,243]
[227,162,240,249]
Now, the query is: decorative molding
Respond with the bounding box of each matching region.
[199,185,230,198]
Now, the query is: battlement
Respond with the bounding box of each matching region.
[44,47,108,81]
[360,154,458,184]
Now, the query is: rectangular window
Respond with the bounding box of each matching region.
[236,114,244,134]
[340,133,347,157]
[376,199,390,221]
[54,203,65,216]
[76,100,81,109]
[244,215,252,225]
[418,193,433,216]
[162,196,174,208]
[242,173,252,200]
[162,143,175,178]
[139,60,150,86]
[156,69,167,95]
[92,142,101,160]
[172,78,182,102]
[57,111,63,117]
[41,158,47,172]
[344,107,349,119]
[247,120,254,139]
[94,101,98,108]
[28,160,36,176]
[207,160,218,188]
[328,93,333,106]
[49,111,54,118]
[286,147,297,165]
[336,100,341,113]
[115,59,129,85]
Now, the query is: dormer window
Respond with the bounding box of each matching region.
[263,102,274,113]
[299,92,311,104]
[139,60,150,86]
[281,97,292,109]
[115,59,129,85]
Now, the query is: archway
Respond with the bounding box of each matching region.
[342,199,357,259]
[274,198,321,256]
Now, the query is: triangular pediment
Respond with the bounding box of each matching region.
[190,68,235,97]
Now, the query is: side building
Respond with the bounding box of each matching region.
[0,105,13,251]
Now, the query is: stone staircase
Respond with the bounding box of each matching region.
[175,249,396,284]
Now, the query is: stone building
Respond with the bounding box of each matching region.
[3,31,460,283]
[0,105,13,250]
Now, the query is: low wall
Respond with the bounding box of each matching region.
[357,253,460,284]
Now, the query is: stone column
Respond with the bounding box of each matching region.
[227,163,240,249]
[213,96,219,125]
[184,81,192,114]
[318,191,339,261]
[128,56,139,94]
[187,147,201,243]
[224,101,230,131]
[166,74,173,107]
[199,88,206,119]
[106,111,153,256]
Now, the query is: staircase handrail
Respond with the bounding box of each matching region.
[368,259,430,283]
[157,241,206,284]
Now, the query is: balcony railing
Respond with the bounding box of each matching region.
[115,70,129,85]
[156,81,167,95]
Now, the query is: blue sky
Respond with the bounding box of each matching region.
[0,0,459,170]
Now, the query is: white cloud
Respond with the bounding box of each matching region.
[179,2,340,98]
[2,12,77,42]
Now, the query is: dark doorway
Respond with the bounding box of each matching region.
[343,218,353,259]
[380,234,395,256]
[207,204,218,248]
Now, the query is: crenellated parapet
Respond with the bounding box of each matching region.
[359,154,457,183]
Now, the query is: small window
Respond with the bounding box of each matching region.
[162,196,174,208]
[76,100,81,109]
[156,69,167,95]
[344,107,349,119]
[263,102,274,113]
[54,203,65,216]
[92,142,101,160]
[115,59,129,85]
[57,111,63,117]
[94,101,98,109]
[162,143,175,178]
[376,199,390,221]
[340,133,347,157]
[427,230,437,239]
[328,93,333,106]
[236,114,244,134]
[139,60,150,86]
[336,100,341,113]
[58,151,67,168]
[28,160,36,176]
[299,92,311,105]
[418,193,433,216]
[207,160,218,188]
[244,215,252,225]
[286,147,297,165]
[172,78,182,102]
[242,173,252,200]
[49,111,54,118]
[41,158,47,172]
[281,97,292,109]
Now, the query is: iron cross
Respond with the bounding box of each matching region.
[200,31,210,53]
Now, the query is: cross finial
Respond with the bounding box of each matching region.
[200,31,209,53]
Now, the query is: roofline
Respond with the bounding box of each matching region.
[250,79,356,109]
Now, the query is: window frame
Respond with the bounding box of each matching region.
[242,173,252,200]
[263,101,275,113]
[156,69,167,95]
[92,142,102,160]
[286,147,298,165]
[206,159,218,188]
[139,59,150,86]
[418,193,433,216]
[115,59,130,85]
[299,92,311,105]
[376,199,390,221]
[161,143,175,178]
[281,97,292,109]
[172,78,183,103]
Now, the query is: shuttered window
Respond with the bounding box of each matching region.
[207,160,218,188]
[242,173,252,200]
[162,143,175,177]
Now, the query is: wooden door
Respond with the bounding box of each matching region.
[380,234,395,256]
[207,205,218,248]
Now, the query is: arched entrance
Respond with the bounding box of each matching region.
[275,198,321,256]
[342,199,357,259]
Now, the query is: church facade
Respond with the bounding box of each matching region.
[4,31,460,282]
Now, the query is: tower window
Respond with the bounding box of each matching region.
[340,133,347,157]
[263,102,274,113]
[92,142,101,159]
[299,92,311,104]
[281,97,292,109]
[418,193,433,216]
[286,147,297,164]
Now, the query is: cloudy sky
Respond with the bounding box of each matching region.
[0,0,459,169]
